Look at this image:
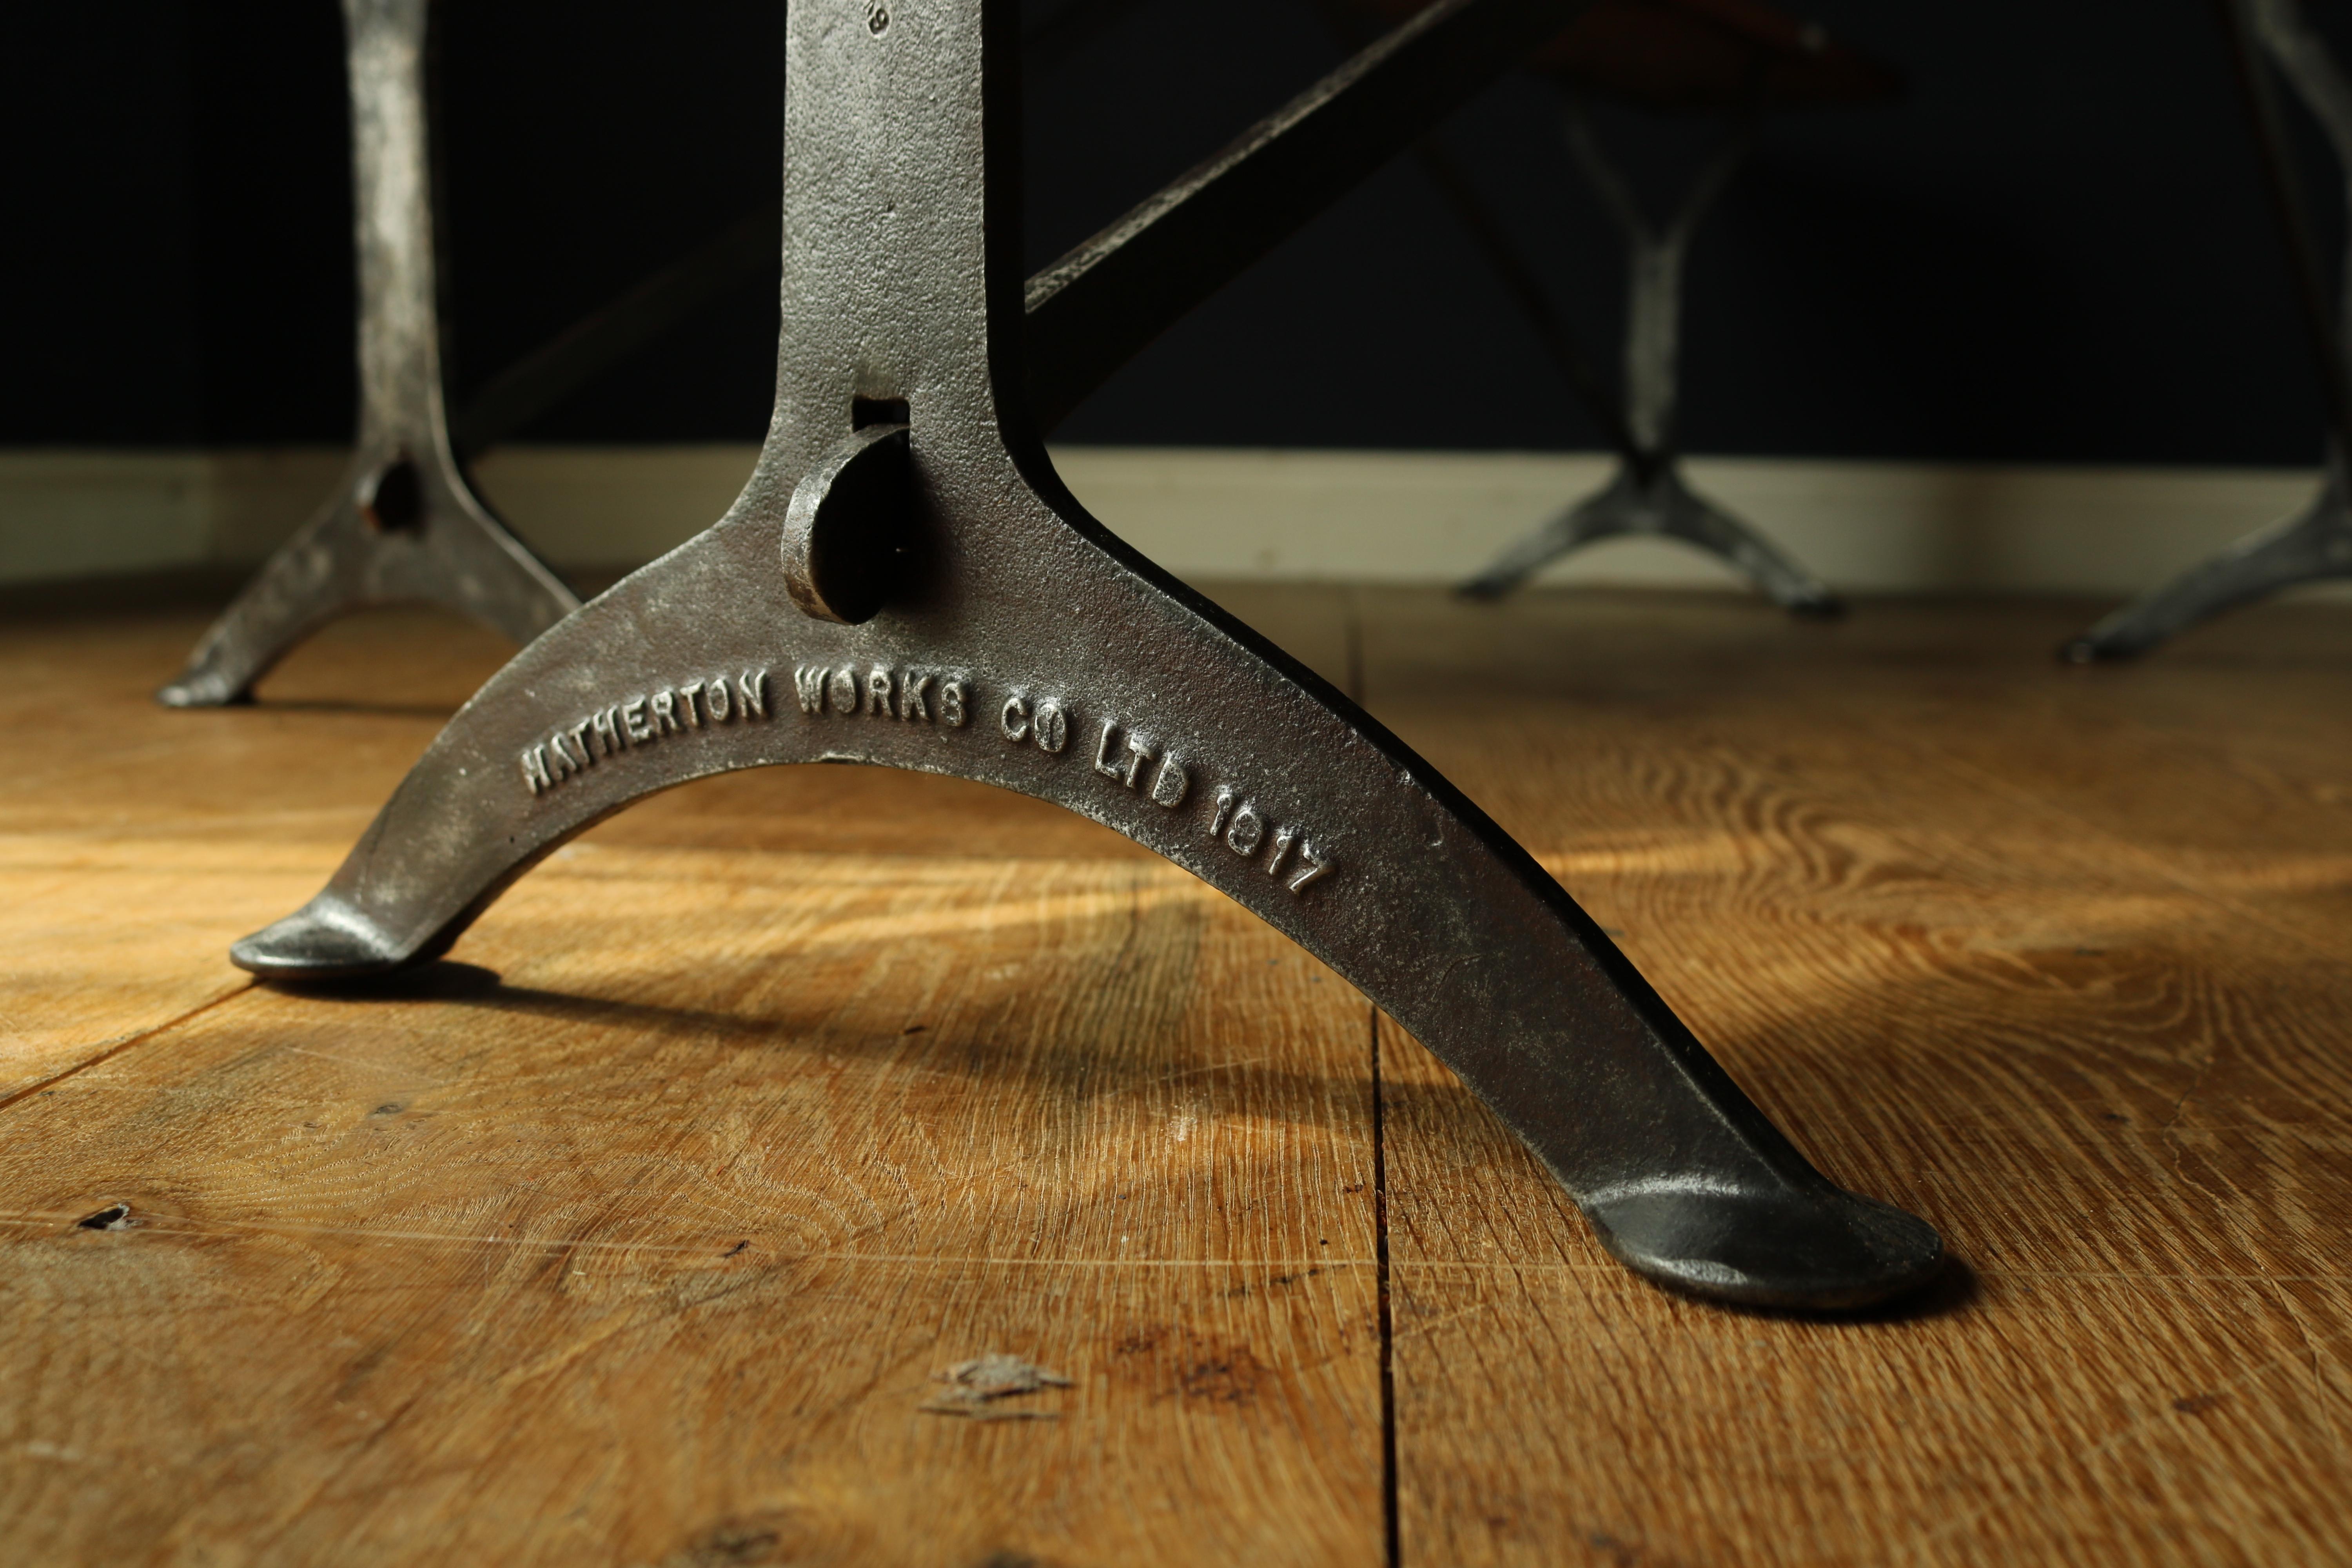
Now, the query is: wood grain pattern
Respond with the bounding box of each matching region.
[0,847,1384,1565]
[3,586,2348,1564]
[0,591,1380,1566]
[1359,587,2352,1566]
[0,607,510,1098]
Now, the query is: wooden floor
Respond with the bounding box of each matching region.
[3,586,2348,1566]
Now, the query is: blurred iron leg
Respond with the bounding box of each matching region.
[1459,101,1840,613]
[159,0,577,708]
[2065,468,2352,662]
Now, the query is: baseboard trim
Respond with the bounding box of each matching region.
[3,443,2339,599]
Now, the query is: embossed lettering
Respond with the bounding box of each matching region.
[965,681,1334,889]
[1092,719,1125,781]
[828,668,858,715]
[1265,825,1296,878]
[866,668,893,716]
[940,678,967,727]
[1208,788,1236,839]
[899,672,932,722]
[1225,803,1264,857]
[520,666,773,801]
[996,690,1068,751]
[793,665,828,716]
[1121,733,1153,788]
[1287,842,1332,894]
[1149,755,1189,808]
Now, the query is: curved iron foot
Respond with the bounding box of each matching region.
[2063,476,2352,662]
[160,0,580,707]
[238,0,1937,1312]
[1459,460,1844,615]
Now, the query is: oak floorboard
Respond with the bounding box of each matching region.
[1,590,1381,1564]
[0,608,509,1097]
[0,833,1382,1566]
[1357,588,2352,1566]
[5,587,2348,1563]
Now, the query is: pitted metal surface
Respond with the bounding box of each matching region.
[158,0,579,709]
[234,0,1940,1310]
[2066,0,2352,661]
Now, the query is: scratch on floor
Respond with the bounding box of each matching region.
[2265,1275,2350,1466]
[919,1353,1073,1420]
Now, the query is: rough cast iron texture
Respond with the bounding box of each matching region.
[2065,0,2352,661]
[157,0,579,709]
[234,0,1942,1311]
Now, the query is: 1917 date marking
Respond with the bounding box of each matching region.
[998,693,1337,896]
[1206,783,1332,894]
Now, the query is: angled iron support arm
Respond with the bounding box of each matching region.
[450,0,1601,463]
[445,0,1599,465]
[235,0,1940,1313]
[1024,0,1595,427]
[448,208,780,463]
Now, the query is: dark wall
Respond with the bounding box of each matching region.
[0,0,2335,463]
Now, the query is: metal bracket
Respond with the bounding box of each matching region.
[2065,0,2352,661]
[157,0,580,709]
[232,0,1940,1311]
[1459,97,1839,612]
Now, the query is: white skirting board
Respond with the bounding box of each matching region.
[1,443,2342,599]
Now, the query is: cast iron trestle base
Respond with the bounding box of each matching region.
[235,0,1939,1313]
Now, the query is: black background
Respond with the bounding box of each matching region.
[1,0,2340,462]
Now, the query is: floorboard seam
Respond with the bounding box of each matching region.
[1372,1005,1400,1568]
[0,982,252,1116]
